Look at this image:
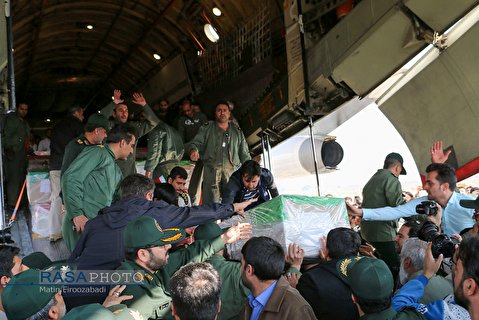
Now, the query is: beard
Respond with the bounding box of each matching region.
[454,278,470,309]
[146,254,168,271]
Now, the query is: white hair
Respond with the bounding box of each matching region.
[400,238,427,271]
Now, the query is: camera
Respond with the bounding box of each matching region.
[417,221,459,258]
[415,200,438,216]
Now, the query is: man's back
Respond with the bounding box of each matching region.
[49,115,84,170]
[297,260,358,320]
[241,277,316,320]
[207,255,250,320]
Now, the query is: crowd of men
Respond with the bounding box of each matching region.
[1,96,479,320]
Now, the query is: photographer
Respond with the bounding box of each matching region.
[392,236,479,320]
[348,163,475,236]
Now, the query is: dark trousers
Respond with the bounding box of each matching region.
[5,152,28,208]
[370,241,400,286]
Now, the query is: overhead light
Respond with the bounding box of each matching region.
[204,24,219,43]
[153,53,161,60]
[212,7,222,16]
[45,118,51,122]
[86,24,94,30]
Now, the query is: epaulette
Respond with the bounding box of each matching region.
[144,273,154,281]
[76,139,84,145]
[178,190,189,206]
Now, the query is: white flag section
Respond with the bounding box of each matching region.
[222,195,350,259]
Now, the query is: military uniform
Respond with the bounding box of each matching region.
[61,144,122,251]
[1,111,30,208]
[177,112,208,143]
[101,102,159,176]
[144,121,184,181]
[177,112,208,205]
[61,134,94,175]
[187,121,250,204]
[361,168,405,278]
[119,237,225,320]
[63,303,141,320]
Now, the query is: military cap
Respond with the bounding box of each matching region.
[194,223,228,240]
[86,113,110,131]
[63,303,144,320]
[337,256,393,300]
[2,268,62,319]
[123,216,186,248]
[385,152,407,175]
[22,252,53,270]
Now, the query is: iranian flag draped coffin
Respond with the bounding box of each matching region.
[221,195,350,259]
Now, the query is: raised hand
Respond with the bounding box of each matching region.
[430,140,451,164]
[222,223,252,244]
[132,92,147,106]
[113,89,124,104]
[286,243,305,269]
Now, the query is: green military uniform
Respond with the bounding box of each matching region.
[63,303,141,320]
[359,307,426,320]
[206,255,250,320]
[187,121,250,204]
[1,112,30,208]
[61,144,122,251]
[361,168,405,277]
[118,237,225,320]
[101,102,159,176]
[144,121,184,181]
[61,134,94,175]
[177,112,208,143]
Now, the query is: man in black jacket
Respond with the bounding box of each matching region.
[222,160,279,211]
[68,174,254,271]
[48,105,84,241]
[296,227,361,320]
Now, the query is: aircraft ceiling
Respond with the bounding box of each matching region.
[3,0,282,121]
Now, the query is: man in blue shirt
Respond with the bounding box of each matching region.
[349,163,475,236]
[239,237,315,320]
